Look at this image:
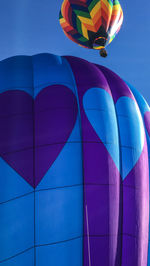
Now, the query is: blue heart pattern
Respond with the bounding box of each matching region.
[83,88,145,180]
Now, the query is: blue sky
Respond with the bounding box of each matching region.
[0,0,150,103]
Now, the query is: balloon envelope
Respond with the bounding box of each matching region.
[59,0,123,50]
[0,54,149,266]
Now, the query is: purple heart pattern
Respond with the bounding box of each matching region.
[0,85,78,188]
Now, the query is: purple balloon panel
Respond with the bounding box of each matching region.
[122,137,149,266]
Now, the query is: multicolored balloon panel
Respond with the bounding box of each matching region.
[59,0,123,50]
[0,54,149,266]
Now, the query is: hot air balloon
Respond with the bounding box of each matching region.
[0,53,149,266]
[59,0,123,57]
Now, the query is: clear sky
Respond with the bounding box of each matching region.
[0,0,150,103]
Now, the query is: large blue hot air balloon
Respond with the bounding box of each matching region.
[0,54,150,266]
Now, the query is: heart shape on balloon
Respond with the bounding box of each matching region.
[83,87,144,180]
[0,85,78,188]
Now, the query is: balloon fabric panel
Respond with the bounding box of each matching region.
[0,54,149,266]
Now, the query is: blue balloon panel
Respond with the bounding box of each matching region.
[1,249,34,266]
[35,186,83,245]
[116,97,145,179]
[36,238,83,266]
[0,194,34,262]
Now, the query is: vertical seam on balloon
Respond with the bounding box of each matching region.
[95,64,123,266]
[112,93,123,266]
[85,205,92,266]
[31,56,36,266]
[63,56,85,266]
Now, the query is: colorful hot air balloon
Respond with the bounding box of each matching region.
[59,0,123,55]
[0,53,149,266]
